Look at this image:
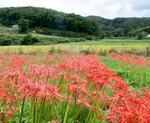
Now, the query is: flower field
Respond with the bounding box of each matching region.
[0,52,150,123]
[109,53,150,67]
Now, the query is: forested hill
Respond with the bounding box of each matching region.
[0,7,150,38]
[0,7,103,38]
[88,16,150,37]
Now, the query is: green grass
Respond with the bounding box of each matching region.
[69,39,150,45]
[101,56,150,92]
[0,27,86,45]
[1,26,150,45]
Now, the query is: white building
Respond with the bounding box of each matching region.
[12,25,19,31]
[147,34,150,38]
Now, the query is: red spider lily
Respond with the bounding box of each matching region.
[92,90,105,101]
[29,64,59,79]
[0,68,24,83]
[17,78,61,101]
[110,76,128,93]
[67,81,88,95]
[110,90,150,123]
[59,54,117,88]
[109,53,150,67]
[142,88,150,100]
[16,75,32,99]
[29,81,61,101]
[4,54,25,69]
[0,53,149,122]
[44,55,54,62]
[5,106,16,117]
[76,95,92,108]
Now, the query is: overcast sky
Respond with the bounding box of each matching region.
[0,0,150,19]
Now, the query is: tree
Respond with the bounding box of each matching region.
[21,34,33,45]
[137,33,144,40]
[18,18,29,33]
[21,34,39,45]
[0,7,104,38]
[0,37,12,45]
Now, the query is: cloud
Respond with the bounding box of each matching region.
[0,0,150,19]
[130,0,150,11]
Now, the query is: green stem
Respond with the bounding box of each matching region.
[59,75,64,90]
[37,98,46,123]
[63,96,70,123]
[33,100,36,123]
[85,110,92,123]
[19,97,25,123]
[73,105,82,122]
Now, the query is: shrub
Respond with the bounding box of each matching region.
[0,37,12,45]
[32,37,39,44]
[21,34,39,45]
[0,23,3,26]
[21,34,33,45]
[137,33,144,40]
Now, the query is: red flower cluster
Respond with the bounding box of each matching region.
[0,53,149,122]
[109,53,150,67]
[110,89,150,123]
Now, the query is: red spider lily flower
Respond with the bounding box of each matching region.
[0,52,149,122]
[4,54,25,69]
[30,81,62,101]
[44,55,54,62]
[67,81,88,95]
[17,75,32,99]
[109,53,150,67]
[29,64,60,80]
[110,90,150,123]
[0,68,24,83]
[5,106,16,117]
[76,96,92,108]
[110,77,128,93]
[17,78,61,101]
[142,88,150,100]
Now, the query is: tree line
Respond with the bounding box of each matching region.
[0,7,104,39]
[88,16,150,38]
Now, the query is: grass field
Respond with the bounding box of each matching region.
[69,39,150,45]
[0,39,149,54]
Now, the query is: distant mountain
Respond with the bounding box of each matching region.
[88,16,150,37]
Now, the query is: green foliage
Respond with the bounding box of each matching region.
[32,37,40,44]
[21,34,39,45]
[0,26,89,45]
[35,27,103,39]
[21,34,32,45]
[137,33,144,40]
[0,23,3,26]
[18,18,29,33]
[64,14,103,38]
[0,7,103,38]
[88,16,150,37]
[0,7,150,38]
[0,37,12,45]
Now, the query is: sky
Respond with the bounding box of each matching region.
[0,0,150,19]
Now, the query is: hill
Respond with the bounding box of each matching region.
[0,6,150,39]
[88,16,150,37]
[0,7,103,39]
